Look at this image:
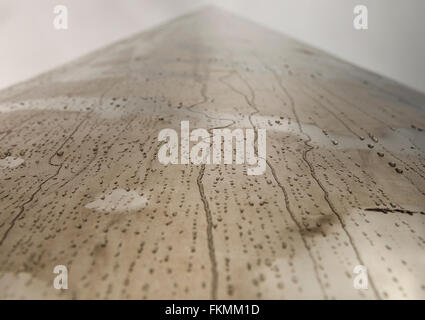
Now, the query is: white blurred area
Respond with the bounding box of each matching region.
[1,0,424,93]
[0,0,209,90]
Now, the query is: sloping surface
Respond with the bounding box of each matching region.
[0,7,424,299]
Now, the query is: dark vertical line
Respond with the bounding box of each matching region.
[197,164,218,300]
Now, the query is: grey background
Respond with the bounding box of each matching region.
[1,0,424,93]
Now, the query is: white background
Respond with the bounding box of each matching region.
[1,0,424,94]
